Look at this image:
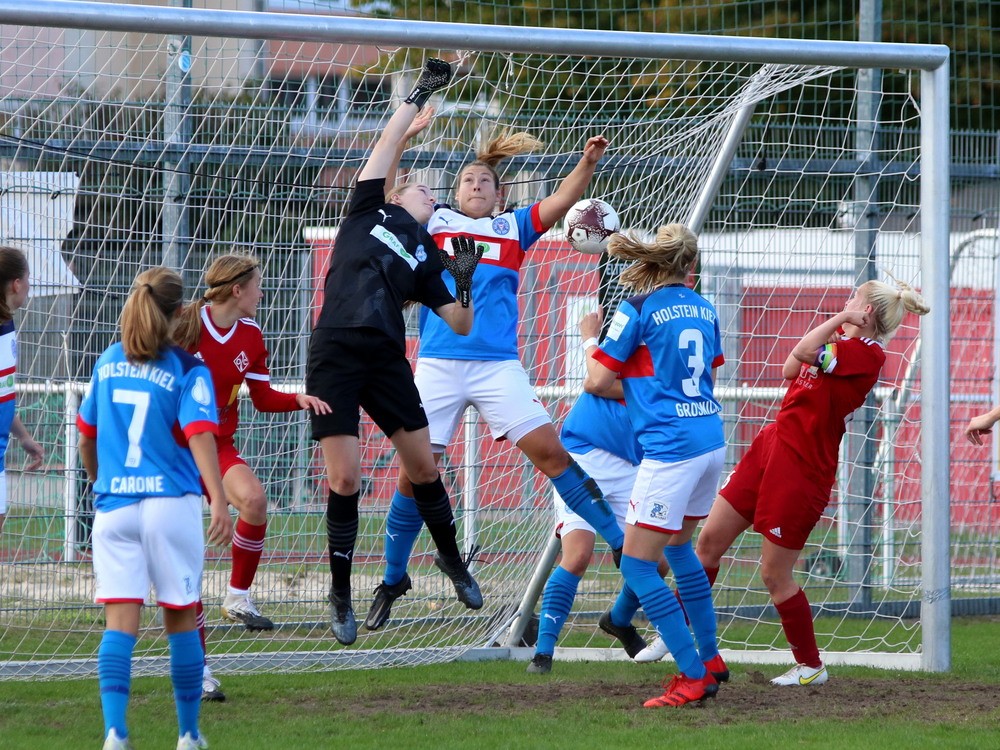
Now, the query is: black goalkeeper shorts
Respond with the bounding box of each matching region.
[306,327,428,440]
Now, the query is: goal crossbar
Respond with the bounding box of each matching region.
[3,0,948,70]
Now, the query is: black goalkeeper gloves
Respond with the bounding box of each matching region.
[439,235,485,308]
[404,58,453,110]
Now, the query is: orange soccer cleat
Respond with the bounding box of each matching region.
[703,653,730,683]
[643,671,719,708]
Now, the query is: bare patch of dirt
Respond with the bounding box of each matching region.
[341,673,999,724]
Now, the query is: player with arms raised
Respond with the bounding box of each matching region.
[696,278,929,687]
[307,58,485,645]
[78,267,232,750]
[365,116,626,633]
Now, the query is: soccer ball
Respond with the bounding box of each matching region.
[563,198,621,254]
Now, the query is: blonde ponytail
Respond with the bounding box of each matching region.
[608,223,698,292]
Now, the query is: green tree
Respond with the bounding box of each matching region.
[356,0,1000,130]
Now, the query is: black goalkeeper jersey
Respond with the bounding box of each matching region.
[315,178,455,349]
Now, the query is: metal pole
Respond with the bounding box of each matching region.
[0,1,949,71]
[503,531,560,647]
[843,0,882,613]
[253,0,266,83]
[686,67,771,235]
[873,230,996,585]
[920,61,951,672]
[461,407,479,567]
[62,385,80,563]
[161,0,192,282]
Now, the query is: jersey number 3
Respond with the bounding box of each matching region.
[678,328,705,398]
[112,389,150,468]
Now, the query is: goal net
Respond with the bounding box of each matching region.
[0,2,958,679]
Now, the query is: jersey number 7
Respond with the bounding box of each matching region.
[112,389,150,469]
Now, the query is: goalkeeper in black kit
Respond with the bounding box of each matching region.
[306,58,485,645]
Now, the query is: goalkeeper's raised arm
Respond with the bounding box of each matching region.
[306,55,482,648]
[359,58,453,184]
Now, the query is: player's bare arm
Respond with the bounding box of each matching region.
[536,136,609,228]
[434,233,484,335]
[384,106,436,193]
[434,299,474,336]
[579,308,624,399]
[782,309,869,379]
[965,405,1000,445]
[11,415,43,471]
[296,393,332,415]
[189,431,234,547]
[583,353,618,395]
[359,59,452,183]
[78,434,98,482]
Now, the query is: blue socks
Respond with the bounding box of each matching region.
[550,461,625,550]
[99,627,204,742]
[535,566,581,656]
[620,554,705,678]
[665,541,719,662]
[383,490,424,586]
[609,581,642,628]
[168,629,204,740]
[98,629,136,740]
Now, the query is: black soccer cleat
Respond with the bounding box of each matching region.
[526,653,553,675]
[329,588,357,645]
[433,552,483,610]
[598,610,648,658]
[363,574,412,631]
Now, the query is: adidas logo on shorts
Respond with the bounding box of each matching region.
[769,527,782,538]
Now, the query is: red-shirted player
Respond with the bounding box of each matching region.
[695,279,929,687]
[174,254,330,701]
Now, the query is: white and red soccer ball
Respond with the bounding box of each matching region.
[563,198,621,254]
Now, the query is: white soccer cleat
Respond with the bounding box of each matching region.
[201,664,226,703]
[176,732,209,750]
[770,663,829,686]
[221,592,275,631]
[633,636,668,663]
[102,728,132,750]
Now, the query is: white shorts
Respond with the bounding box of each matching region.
[555,449,638,537]
[414,358,552,449]
[0,470,6,514]
[92,494,204,608]
[626,448,726,533]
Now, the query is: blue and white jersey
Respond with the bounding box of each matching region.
[0,320,16,471]
[418,203,547,360]
[561,392,643,466]
[77,343,219,512]
[593,284,725,462]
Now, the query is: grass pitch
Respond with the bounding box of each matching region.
[1,617,998,749]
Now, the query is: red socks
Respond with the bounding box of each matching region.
[230,519,267,591]
[775,588,822,668]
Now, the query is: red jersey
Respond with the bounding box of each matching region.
[192,306,299,442]
[774,334,885,480]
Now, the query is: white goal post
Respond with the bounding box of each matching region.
[0,0,952,679]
